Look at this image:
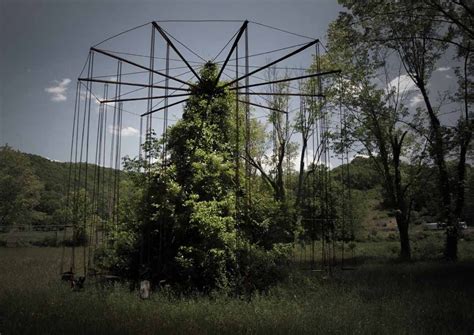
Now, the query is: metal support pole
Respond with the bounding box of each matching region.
[147,26,155,177]
[238,99,287,114]
[101,93,190,104]
[83,50,95,277]
[139,116,143,170]
[221,38,319,89]
[245,26,251,209]
[216,20,248,83]
[101,84,109,242]
[152,22,202,83]
[141,99,189,117]
[228,70,340,91]
[163,43,170,167]
[90,47,195,88]
[78,78,191,92]
[235,41,240,221]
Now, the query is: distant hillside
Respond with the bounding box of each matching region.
[0,147,124,227]
[332,155,474,237]
[2,147,472,232]
[26,153,70,194]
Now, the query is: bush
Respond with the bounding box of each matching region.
[235,243,292,294]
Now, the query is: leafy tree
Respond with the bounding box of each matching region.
[333,156,381,191]
[106,63,292,294]
[294,71,328,208]
[324,12,432,259]
[244,67,298,204]
[336,0,473,259]
[0,146,43,226]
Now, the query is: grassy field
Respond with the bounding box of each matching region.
[0,239,473,334]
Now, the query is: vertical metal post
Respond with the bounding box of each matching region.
[147,26,155,176]
[139,117,143,168]
[102,84,109,242]
[159,42,170,273]
[116,101,123,231]
[115,102,123,226]
[62,81,80,275]
[72,73,85,274]
[235,42,240,220]
[339,72,346,269]
[245,25,251,210]
[83,50,94,277]
[112,61,122,232]
[89,86,105,270]
[163,43,170,166]
[108,65,118,230]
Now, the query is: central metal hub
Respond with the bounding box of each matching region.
[191,61,225,99]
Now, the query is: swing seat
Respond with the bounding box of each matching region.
[97,274,121,287]
[72,276,86,290]
[103,274,121,281]
[61,270,74,282]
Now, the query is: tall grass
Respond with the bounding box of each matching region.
[0,244,473,334]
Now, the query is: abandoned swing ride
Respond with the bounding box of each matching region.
[60,19,354,288]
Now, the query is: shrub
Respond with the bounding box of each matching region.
[235,243,292,294]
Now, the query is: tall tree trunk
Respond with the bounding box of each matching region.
[393,132,411,260]
[455,48,472,225]
[418,83,457,260]
[295,138,308,208]
[276,150,285,202]
[396,213,411,261]
[455,132,470,217]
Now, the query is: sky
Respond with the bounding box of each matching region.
[0,0,461,167]
[0,0,345,163]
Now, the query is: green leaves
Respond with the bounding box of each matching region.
[0,146,43,226]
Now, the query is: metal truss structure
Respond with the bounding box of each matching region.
[62,20,353,280]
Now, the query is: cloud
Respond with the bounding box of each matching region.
[45,78,71,102]
[409,93,424,107]
[122,126,140,137]
[387,74,416,93]
[289,148,333,171]
[108,125,139,137]
[435,67,450,72]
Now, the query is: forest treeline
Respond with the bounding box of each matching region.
[0,146,124,229]
[1,146,472,231]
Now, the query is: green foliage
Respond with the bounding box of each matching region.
[104,63,293,294]
[94,179,142,277]
[0,145,125,230]
[332,156,380,191]
[0,146,43,226]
